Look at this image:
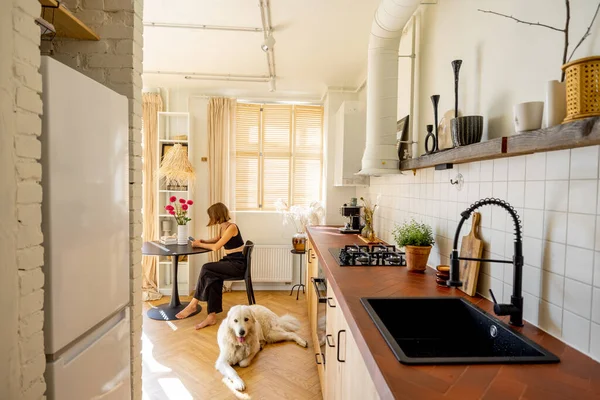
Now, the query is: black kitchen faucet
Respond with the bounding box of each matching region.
[447,198,524,327]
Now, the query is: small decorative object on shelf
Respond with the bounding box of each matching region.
[161,220,172,236]
[437,109,456,150]
[275,199,325,252]
[514,101,544,132]
[563,56,600,122]
[396,115,411,161]
[450,59,484,146]
[165,196,194,245]
[171,134,188,141]
[431,95,440,151]
[360,196,379,243]
[424,125,436,155]
[392,219,434,273]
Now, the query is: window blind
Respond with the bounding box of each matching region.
[235,103,323,210]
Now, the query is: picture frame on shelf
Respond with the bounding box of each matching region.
[396,115,410,160]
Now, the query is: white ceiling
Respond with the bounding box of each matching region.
[142,0,380,100]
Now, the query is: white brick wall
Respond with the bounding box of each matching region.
[51,1,144,398]
[358,148,600,362]
[0,1,45,399]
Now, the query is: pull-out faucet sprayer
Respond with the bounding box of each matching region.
[448,198,524,327]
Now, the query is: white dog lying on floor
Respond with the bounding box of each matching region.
[215,304,308,391]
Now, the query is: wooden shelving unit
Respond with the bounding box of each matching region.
[400,117,600,171]
[39,0,100,40]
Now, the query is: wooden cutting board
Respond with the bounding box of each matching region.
[459,212,483,296]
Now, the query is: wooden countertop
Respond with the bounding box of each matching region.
[307,226,600,400]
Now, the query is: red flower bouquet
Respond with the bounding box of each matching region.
[165,196,193,225]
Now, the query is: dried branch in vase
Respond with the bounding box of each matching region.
[478,0,600,81]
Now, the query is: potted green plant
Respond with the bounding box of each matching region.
[392,219,434,273]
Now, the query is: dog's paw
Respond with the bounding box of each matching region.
[231,376,246,391]
[298,339,308,348]
[239,359,250,368]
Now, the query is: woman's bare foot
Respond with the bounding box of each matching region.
[195,313,217,330]
[175,302,198,319]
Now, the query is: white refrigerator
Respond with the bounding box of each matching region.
[41,56,132,400]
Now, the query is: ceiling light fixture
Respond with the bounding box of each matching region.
[261,34,276,52]
[268,76,276,92]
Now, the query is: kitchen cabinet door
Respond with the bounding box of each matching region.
[325,287,344,400]
[339,317,380,400]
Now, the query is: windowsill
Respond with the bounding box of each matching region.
[400,117,600,171]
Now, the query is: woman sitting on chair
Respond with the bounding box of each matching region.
[175,202,245,329]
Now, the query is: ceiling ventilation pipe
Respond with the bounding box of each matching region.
[357,0,421,176]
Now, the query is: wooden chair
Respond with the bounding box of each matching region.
[224,240,256,305]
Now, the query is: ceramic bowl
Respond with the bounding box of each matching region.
[451,115,483,146]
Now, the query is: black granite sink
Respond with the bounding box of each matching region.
[361,297,560,365]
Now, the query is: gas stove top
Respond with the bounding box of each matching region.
[329,245,406,267]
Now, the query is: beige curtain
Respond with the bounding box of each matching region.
[207,98,237,290]
[142,92,164,301]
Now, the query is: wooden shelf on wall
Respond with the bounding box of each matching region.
[39,0,99,40]
[400,117,600,171]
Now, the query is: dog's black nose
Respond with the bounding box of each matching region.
[239,329,246,336]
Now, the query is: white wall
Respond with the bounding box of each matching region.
[1,1,45,399]
[355,0,600,361]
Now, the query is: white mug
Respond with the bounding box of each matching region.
[513,101,544,132]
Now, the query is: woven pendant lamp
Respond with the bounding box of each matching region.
[159,143,196,186]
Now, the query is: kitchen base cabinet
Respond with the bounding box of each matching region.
[306,239,325,394]
[324,288,379,400]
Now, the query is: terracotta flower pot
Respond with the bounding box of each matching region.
[405,245,432,273]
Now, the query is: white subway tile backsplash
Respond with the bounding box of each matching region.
[523,237,543,268]
[564,278,592,319]
[508,156,526,181]
[480,160,494,181]
[570,146,599,180]
[507,181,525,208]
[480,182,493,199]
[469,162,481,182]
[591,323,600,361]
[524,209,544,239]
[565,246,594,283]
[504,263,514,284]
[595,253,600,287]
[468,182,480,203]
[491,207,507,232]
[525,181,545,210]
[539,300,563,337]
[545,180,569,212]
[522,292,540,326]
[544,211,567,243]
[526,152,547,181]
[569,180,598,214]
[523,265,542,297]
[592,288,600,324]
[542,241,566,275]
[493,181,508,201]
[490,229,505,257]
[493,158,508,181]
[567,213,596,249]
[541,270,565,306]
[563,310,591,353]
[546,149,570,180]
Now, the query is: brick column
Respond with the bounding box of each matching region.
[51,1,144,398]
[1,1,46,399]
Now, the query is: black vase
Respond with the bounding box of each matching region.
[430,95,440,151]
[451,60,463,119]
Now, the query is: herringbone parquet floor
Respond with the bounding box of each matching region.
[142,291,322,400]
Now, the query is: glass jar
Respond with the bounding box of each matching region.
[292,232,307,252]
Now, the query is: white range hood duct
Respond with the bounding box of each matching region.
[357,0,420,176]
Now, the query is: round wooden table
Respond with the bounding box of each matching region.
[142,242,209,321]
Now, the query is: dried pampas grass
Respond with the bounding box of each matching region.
[159,144,196,186]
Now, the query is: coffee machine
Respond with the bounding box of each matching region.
[339,204,362,234]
